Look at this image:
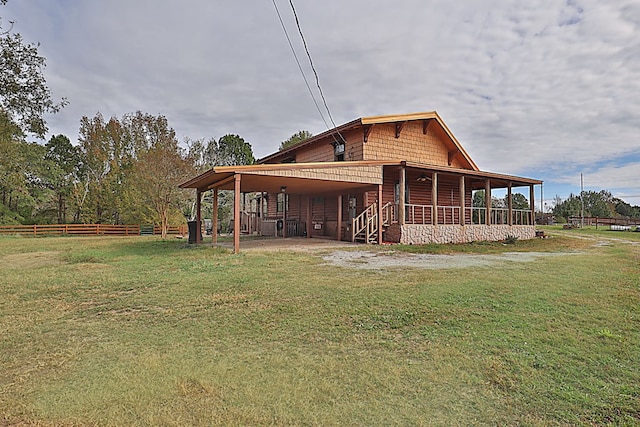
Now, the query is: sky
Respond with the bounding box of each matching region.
[2,0,639,209]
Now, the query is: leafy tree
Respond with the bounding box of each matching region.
[552,190,618,221]
[509,193,530,210]
[0,16,67,138]
[214,134,255,166]
[43,134,81,223]
[279,130,312,151]
[130,146,193,238]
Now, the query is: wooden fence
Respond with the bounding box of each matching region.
[567,216,640,227]
[0,224,188,237]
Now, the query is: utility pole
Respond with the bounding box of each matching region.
[580,173,584,228]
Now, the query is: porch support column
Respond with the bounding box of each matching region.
[530,185,535,225]
[507,182,513,226]
[459,176,465,226]
[212,188,218,244]
[233,174,241,254]
[378,183,383,244]
[485,179,491,225]
[196,189,202,244]
[282,191,287,238]
[306,196,312,239]
[337,194,343,241]
[258,192,264,235]
[399,166,406,225]
[432,172,438,225]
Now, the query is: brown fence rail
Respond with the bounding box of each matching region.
[567,216,640,227]
[0,224,188,237]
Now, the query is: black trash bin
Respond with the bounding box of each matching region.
[187,220,202,244]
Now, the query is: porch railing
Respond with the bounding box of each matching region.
[406,204,432,224]
[436,205,461,224]
[352,203,378,243]
[381,202,395,226]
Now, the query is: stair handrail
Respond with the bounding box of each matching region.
[351,202,377,242]
[381,202,394,226]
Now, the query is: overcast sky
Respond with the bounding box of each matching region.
[3,0,639,207]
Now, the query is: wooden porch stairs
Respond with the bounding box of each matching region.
[351,202,394,244]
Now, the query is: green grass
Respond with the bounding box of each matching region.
[1,232,639,426]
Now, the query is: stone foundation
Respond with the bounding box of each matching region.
[388,224,536,245]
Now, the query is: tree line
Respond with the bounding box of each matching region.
[551,190,640,222]
[1,2,317,234]
[0,111,258,236]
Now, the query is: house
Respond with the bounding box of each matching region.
[179,112,542,253]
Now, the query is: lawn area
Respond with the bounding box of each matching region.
[1,229,639,426]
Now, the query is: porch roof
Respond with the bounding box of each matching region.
[178,161,386,194]
[402,161,542,187]
[179,160,541,194]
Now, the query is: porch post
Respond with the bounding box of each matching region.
[378,184,383,244]
[306,196,312,239]
[399,166,406,225]
[485,179,491,225]
[337,194,343,241]
[233,174,241,254]
[459,175,465,226]
[530,185,535,225]
[282,192,287,238]
[196,189,202,244]
[258,192,263,235]
[212,188,218,244]
[507,182,513,226]
[432,172,438,225]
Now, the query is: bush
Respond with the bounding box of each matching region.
[504,234,518,244]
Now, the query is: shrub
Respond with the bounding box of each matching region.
[504,234,518,244]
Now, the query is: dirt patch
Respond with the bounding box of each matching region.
[322,250,578,270]
[0,251,62,270]
[214,237,359,252]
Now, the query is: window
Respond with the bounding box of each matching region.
[277,193,289,213]
[394,181,409,204]
[334,142,345,161]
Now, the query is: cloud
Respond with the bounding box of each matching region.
[2,0,639,203]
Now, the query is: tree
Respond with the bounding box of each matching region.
[0,16,67,138]
[214,134,255,166]
[279,130,312,151]
[131,147,193,238]
[43,134,81,223]
[509,193,530,210]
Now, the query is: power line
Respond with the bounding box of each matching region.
[287,0,337,129]
[270,0,329,130]
[285,0,347,145]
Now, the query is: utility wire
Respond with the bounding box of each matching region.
[287,0,345,145]
[271,0,329,130]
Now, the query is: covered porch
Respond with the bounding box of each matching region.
[179,162,386,253]
[179,160,542,252]
[376,162,542,244]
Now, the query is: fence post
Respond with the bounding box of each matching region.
[33,224,37,236]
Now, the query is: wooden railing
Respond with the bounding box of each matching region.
[436,205,461,224]
[0,224,187,237]
[567,216,640,227]
[381,202,395,226]
[352,203,378,243]
[406,204,432,224]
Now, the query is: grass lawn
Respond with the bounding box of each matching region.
[1,228,639,426]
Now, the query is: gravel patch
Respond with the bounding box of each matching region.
[322,250,577,270]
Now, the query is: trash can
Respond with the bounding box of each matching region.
[187,220,201,244]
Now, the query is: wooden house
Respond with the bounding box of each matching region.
[180,112,542,253]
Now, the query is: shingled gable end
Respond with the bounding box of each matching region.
[180,112,542,253]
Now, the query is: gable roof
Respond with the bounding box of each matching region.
[258,111,479,171]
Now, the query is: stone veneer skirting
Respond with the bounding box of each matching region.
[384,224,536,245]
